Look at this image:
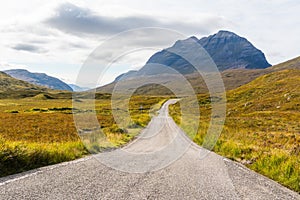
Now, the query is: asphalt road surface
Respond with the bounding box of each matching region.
[0,100,299,200]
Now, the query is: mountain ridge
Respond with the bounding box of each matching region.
[108,30,271,84]
[144,30,271,74]
[0,71,49,98]
[198,30,271,70]
[97,56,300,95]
[4,69,73,91]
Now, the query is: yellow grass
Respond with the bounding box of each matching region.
[169,69,300,192]
[0,95,167,177]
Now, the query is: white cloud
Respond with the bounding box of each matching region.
[0,62,28,71]
[0,0,299,85]
[44,3,227,37]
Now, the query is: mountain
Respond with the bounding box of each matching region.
[0,71,48,98]
[97,55,300,95]
[198,30,271,70]
[114,70,138,82]
[97,30,272,94]
[68,84,90,92]
[143,30,271,74]
[4,69,73,91]
[270,56,300,70]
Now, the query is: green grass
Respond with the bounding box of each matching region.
[1,60,300,193]
[169,69,300,192]
[0,138,86,177]
[0,95,167,177]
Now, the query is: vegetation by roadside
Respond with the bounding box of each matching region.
[0,95,167,177]
[169,69,300,192]
[1,68,299,193]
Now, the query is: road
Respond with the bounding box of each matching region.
[0,100,299,199]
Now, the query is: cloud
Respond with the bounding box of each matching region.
[44,3,225,37]
[3,0,299,84]
[0,62,28,71]
[67,42,89,49]
[12,43,47,53]
[44,3,154,35]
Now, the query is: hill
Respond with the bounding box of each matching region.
[97,30,272,94]
[270,56,300,70]
[223,69,300,191]
[169,68,300,192]
[4,69,73,91]
[0,72,74,99]
[98,55,300,95]
[227,69,300,111]
[0,72,49,98]
[116,30,271,79]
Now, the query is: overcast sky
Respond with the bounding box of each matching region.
[0,0,299,86]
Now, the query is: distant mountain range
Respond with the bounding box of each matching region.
[3,69,91,92]
[97,55,299,95]
[97,30,274,94]
[1,30,298,97]
[4,69,73,91]
[68,84,90,92]
[0,55,299,98]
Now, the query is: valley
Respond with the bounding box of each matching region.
[0,30,299,195]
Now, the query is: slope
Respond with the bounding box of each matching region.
[270,56,300,70]
[169,68,300,192]
[97,55,300,95]
[97,30,273,94]
[4,69,73,91]
[0,72,49,98]
[0,72,73,99]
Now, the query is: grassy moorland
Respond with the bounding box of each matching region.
[169,69,300,192]
[0,94,167,177]
[1,63,300,193]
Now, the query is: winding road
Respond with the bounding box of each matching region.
[0,100,299,199]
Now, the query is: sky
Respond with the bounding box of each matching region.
[0,0,299,87]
